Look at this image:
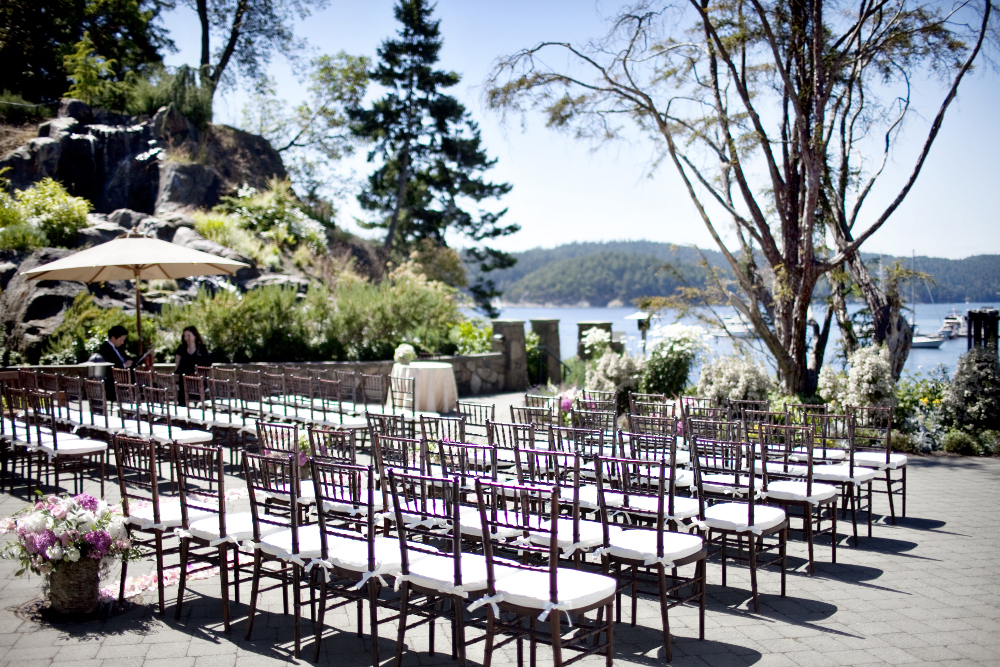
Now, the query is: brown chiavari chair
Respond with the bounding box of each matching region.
[389,374,416,417]
[848,405,905,523]
[486,419,533,467]
[173,442,243,632]
[728,398,770,421]
[593,455,706,661]
[691,437,788,612]
[28,389,108,495]
[524,393,562,425]
[367,412,412,442]
[212,367,237,383]
[141,385,214,446]
[238,368,261,385]
[113,433,193,614]
[457,401,494,443]
[1,385,34,493]
[83,378,127,436]
[388,469,479,667]
[262,372,289,418]
[547,425,610,512]
[287,375,315,421]
[333,369,360,414]
[628,391,674,418]
[360,373,389,415]
[243,451,313,658]
[757,423,837,574]
[18,369,38,390]
[577,398,616,413]
[572,409,617,446]
[509,405,553,443]
[419,414,466,446]
[582,388,614,402]
[785,402,827,426]
[307,424,357,463]
[627,413,680,438]
[471,478,616,667]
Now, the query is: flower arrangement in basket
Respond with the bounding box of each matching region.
[394,343,417,364]
[0,494,144,614]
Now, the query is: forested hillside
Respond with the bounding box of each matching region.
[475,241,1000,305]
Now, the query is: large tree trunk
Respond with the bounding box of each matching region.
[846,253,913,379]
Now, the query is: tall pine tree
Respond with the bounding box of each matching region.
[350,0,517,316]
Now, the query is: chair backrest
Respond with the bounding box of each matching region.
[389,375,415,415]
[474,479,561,601]
[238,382,265,420]
[618,430,679,464]
[307,425,356,463]
[387,469,462,585]
[366,412,409,438]
[486,420,534,456]
[577,398,616,413]
[627,413,679,437]
[316,378,343,416]
[419,414,466,444]
[288,375,313,417]
[437,440,498,487]
[238,368,261,384]
[729,399,771,420]
[758,423,815,495]
[27,390,61,449]
[572,409,616,435]
[687,418,741,444]
[134,369,153,388]
[142,385,177,435]
[207,378,237,422]
[629,393,674,418]
[195,365,213,378]
[213,367,237,383]
[548,425,609,460]
[514,447,580,489]
[582,388,614,402]
[524,394,561,423]
[174,442,224,532]
[59,374,85,422]
[679,395,716,411]
[594,455,692,538]
[39,372,59,393]
[256,420,299,455]
[243,451,297,544]
[18,369,38,389]
[262,373,288,415]
[360,373,386,408]
[2,385,23,441]
[83,379,112,427]
[691,437,761,525]
[510,405,553,430]
[113,434,160,520]
[457,401,494,441]
[785,402,827,425]
[312,460,376,574]
[183,374,208,414]
[848,405,892,457]
[371,433,426,477]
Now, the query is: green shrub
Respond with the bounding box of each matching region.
[891,430,921,454]
[0,90,52,125]
[215,179,326,252]
[63,32,130,111]
[941,429,980,456]
[450,319,493,355]
[0,222,47,251]
[192,211,275,267]
[895,366,949,435]
[943,348,1000,433]
[562,356,587,388]
[641,325,708,397]
[127,65,213,128]
[15,178,91,246]
[525,330,543,386]
[40,292,159,365]
[978,430,999,455]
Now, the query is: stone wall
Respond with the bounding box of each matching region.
[447,353,506,396]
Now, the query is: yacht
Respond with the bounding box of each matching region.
[938,309,968,339]
[910,324,945,349]
[711,316,756,339]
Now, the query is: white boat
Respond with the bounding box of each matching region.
[910,324,946,349]
[711,316,756,339]
[939,309,968,339]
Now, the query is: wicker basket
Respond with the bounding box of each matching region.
[48,558,100,615]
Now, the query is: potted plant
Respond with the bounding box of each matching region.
[0,494,144,614]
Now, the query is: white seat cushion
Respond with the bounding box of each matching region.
[170,429,214,444]
[790,447,847,462]
[326,536,434,579]
[402,553,520,597]
[703,502,786,534]
[764,480,837,504]
[560,485,600,510]
[527,518,622,554]
[128,500,213,530]
[493,567,616,613]
[31,431,82,444]
[188,511,285,544]
[809,464,878,484]
[259,525,327,560]
[602,529,704,565]
[457,506,521,539]
[602,493,700,520]
[38,438,108,457]
[853,452,907,470]
[700,474,763,497]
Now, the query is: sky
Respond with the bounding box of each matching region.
[160,1,1000,260]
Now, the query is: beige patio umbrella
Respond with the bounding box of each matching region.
[21,231,248,360]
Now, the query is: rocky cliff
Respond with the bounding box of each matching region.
[0,99,286,214]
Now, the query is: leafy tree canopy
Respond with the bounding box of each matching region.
[350,0,518,316]
[0,0,172,104]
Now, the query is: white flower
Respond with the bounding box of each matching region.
[20,513,48,534]
[47,545,64,561]
[64,546,81,562]
[581,328,612,358]
[108,519,126,540]
[696,355,772,403]
[394,343,417,363]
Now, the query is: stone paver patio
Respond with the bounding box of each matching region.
[0,407,997,667]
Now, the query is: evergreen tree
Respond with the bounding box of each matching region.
[351,0,517,316]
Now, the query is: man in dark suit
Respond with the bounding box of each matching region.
[97,325,133,401]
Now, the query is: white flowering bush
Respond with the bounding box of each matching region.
[586,349,645,413]
[817,364,847,411]
[696,355,772,403]
[819,345,894,411]
[581,327,611,359]
[642,324,709,396]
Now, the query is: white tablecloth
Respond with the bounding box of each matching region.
[391,361,458,414]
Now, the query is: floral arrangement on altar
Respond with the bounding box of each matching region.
[0,494,143,576]
[394,343,417,364]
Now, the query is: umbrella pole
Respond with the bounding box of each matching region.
[135,270,142,364]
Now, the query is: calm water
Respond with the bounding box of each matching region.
[487,302,1000,379]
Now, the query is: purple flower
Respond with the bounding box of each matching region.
[33,530,57,557]
[560,397,573,412]
[74,494,99,512]
[84,530,112,558]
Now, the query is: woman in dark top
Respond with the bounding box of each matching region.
[174,326,211,404]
